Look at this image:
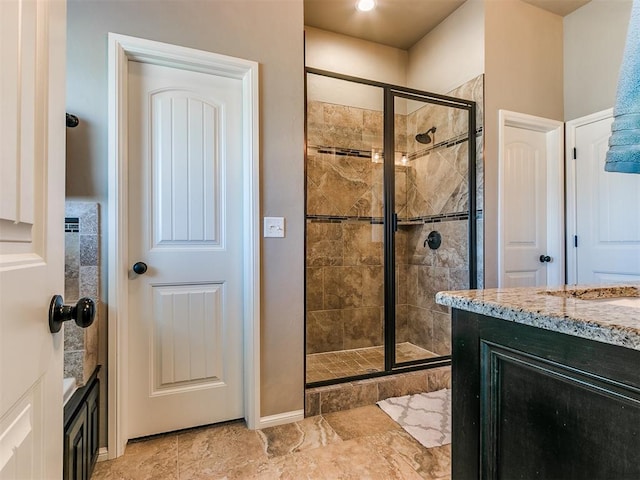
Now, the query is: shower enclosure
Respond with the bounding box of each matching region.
[305,69,477,386]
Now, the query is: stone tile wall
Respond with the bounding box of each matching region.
[306,75,484,359]
[64,202,99,386]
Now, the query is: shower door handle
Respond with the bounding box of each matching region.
[393,213,398,232]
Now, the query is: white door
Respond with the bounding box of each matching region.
[571,112,640,284]
[127,61,244,438]
[0,0,66,477]
[499,113,564,288]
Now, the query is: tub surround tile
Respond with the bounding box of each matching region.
[63,350,84,385]
[79,266,99,299]
[79,234,98,266]
[64,201,100,386]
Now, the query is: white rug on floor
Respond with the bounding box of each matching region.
[377,388,451,448]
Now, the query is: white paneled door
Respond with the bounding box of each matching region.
[0,0,66,478]
[498,111,564,288]
[571,112,640,284]
[501,126,549,287]
[127,61,244,438]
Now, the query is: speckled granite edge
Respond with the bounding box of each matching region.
[436,284,640,351]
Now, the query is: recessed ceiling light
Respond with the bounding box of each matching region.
[356,0,376,12]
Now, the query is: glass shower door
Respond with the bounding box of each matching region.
[390,91,473,367]
[305,73,386,383]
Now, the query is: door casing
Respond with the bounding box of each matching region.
[107,33,260,458]
[497,110,564,288]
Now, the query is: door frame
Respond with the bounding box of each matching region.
[497,110,565,287]
[107,33,260,458]
[564,108,613,285]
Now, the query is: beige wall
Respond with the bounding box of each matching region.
[483,0,564,287]
[305,26,408,85]
[407,0,485,94]
[564,0,632,120]
[66,0,305,445]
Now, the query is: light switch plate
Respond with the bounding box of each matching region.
[264,217,285,238]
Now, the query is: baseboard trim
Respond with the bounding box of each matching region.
[257,409,304,429]
[97,447,109,462]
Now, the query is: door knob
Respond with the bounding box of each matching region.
[49,295,95,333]
[132,262,148,275]
[539,255,552,263]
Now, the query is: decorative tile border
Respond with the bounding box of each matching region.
[306,210,483,225]
[64,201,100,386]
[308,127,483,162]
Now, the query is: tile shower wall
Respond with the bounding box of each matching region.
[306,75,484,359]
[396,75,484,356]
[64,202,99,386]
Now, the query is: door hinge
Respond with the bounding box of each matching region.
[574,235,578,247]
[573,147,577,160]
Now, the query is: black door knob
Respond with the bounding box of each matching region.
[132,262,148,275]
[539,255,552,263]
[49,296,95,333]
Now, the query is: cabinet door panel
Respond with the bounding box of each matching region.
[482,343,640,479]
[87,380,100,473]
[64,403,87,480]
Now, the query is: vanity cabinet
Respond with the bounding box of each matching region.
[64,368,100,480]
[452,310,640,479]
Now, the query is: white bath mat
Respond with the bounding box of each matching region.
[377,388,451,448]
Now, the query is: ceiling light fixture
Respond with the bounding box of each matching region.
[356,0,375,12]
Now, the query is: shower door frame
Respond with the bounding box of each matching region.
[305,68,477,387]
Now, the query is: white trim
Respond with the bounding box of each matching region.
[257,410,305,429]
[497,110,565,288]
[564,108,614,285]
[96,447,109,463]
[107,33,260,459]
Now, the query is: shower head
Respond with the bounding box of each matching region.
[415,126,437,145]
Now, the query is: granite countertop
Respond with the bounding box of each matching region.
[436,284,640,351]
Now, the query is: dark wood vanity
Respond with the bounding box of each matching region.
[437,286,640,479]
[63,367,100,480]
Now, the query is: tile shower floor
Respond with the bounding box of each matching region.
[306,342,438,384]
[91,404,450,479]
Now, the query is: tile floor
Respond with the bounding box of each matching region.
[92,404,450,480]
[306,342,438,383]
